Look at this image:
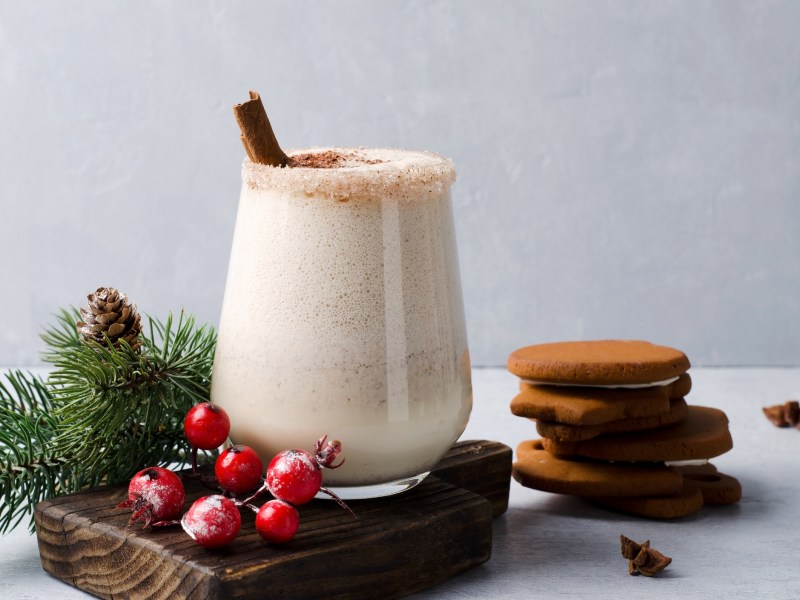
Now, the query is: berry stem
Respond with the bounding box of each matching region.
[236,482,269,508]
[149,519,181,527]
[319,486,358,520]
[191,447,198,475]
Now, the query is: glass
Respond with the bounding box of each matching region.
[211,148,472,499]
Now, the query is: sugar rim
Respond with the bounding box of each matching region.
[241,147,457,201]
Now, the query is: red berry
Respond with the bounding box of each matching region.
[117,467,185,527]
[266,449,322,505]
[215,445,264,495]
[255,499,300,544]
[184,402,231,450]
[181,495,241,548]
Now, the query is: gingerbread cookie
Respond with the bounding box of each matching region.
[513,440,684,498]
[584,467,741,518]
[535,397,689,441]
[674,465,742,506]
[669,371,692,398]
[511,374,690,425]
[508,340,690,385]
[584,479,705,519]
[542,406,733,462]
[668,462,717,476]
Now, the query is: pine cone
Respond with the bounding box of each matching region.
[77,287,143,351]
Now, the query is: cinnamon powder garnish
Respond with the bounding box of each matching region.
[289,150,384,169]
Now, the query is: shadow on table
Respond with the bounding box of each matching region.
[516,484,749,524]
[490,488,747,568]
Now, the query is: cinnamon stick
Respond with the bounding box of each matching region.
[233,91,289,167]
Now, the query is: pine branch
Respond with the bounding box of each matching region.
[0,309,217,535]
[48,310,216,480]
[40,307,82,362]
[0,371,72,533]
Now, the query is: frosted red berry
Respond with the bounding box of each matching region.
[266,449,322,505]
[117,466,185,527]
[181,495,241,548]
[255,499,300,544]
[215,445,264,495]
[265,436,344,506]
[184,402,231,450]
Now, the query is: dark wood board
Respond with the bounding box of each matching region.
[35,440,511,600]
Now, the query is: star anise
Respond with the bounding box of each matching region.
[620,535,672,577]
[763,400,800,428]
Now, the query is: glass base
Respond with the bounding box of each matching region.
[317,472,430,500]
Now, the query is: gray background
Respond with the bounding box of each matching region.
[1,1,799,368]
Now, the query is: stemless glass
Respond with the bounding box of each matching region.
[211,148,472,499]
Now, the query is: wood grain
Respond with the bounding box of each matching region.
[35,440,511,600]
[430,440,512,517]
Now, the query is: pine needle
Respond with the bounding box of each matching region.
[0,309,216,534]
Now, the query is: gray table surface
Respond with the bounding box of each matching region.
[1,366,798,599]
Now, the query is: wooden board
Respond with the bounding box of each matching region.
[35,440,511,600]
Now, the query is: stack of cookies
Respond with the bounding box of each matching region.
[508,340,741,519]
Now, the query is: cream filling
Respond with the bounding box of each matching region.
[520,376,680,389]
[665,459,710,467]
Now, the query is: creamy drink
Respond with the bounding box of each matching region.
[211,147,472,496]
